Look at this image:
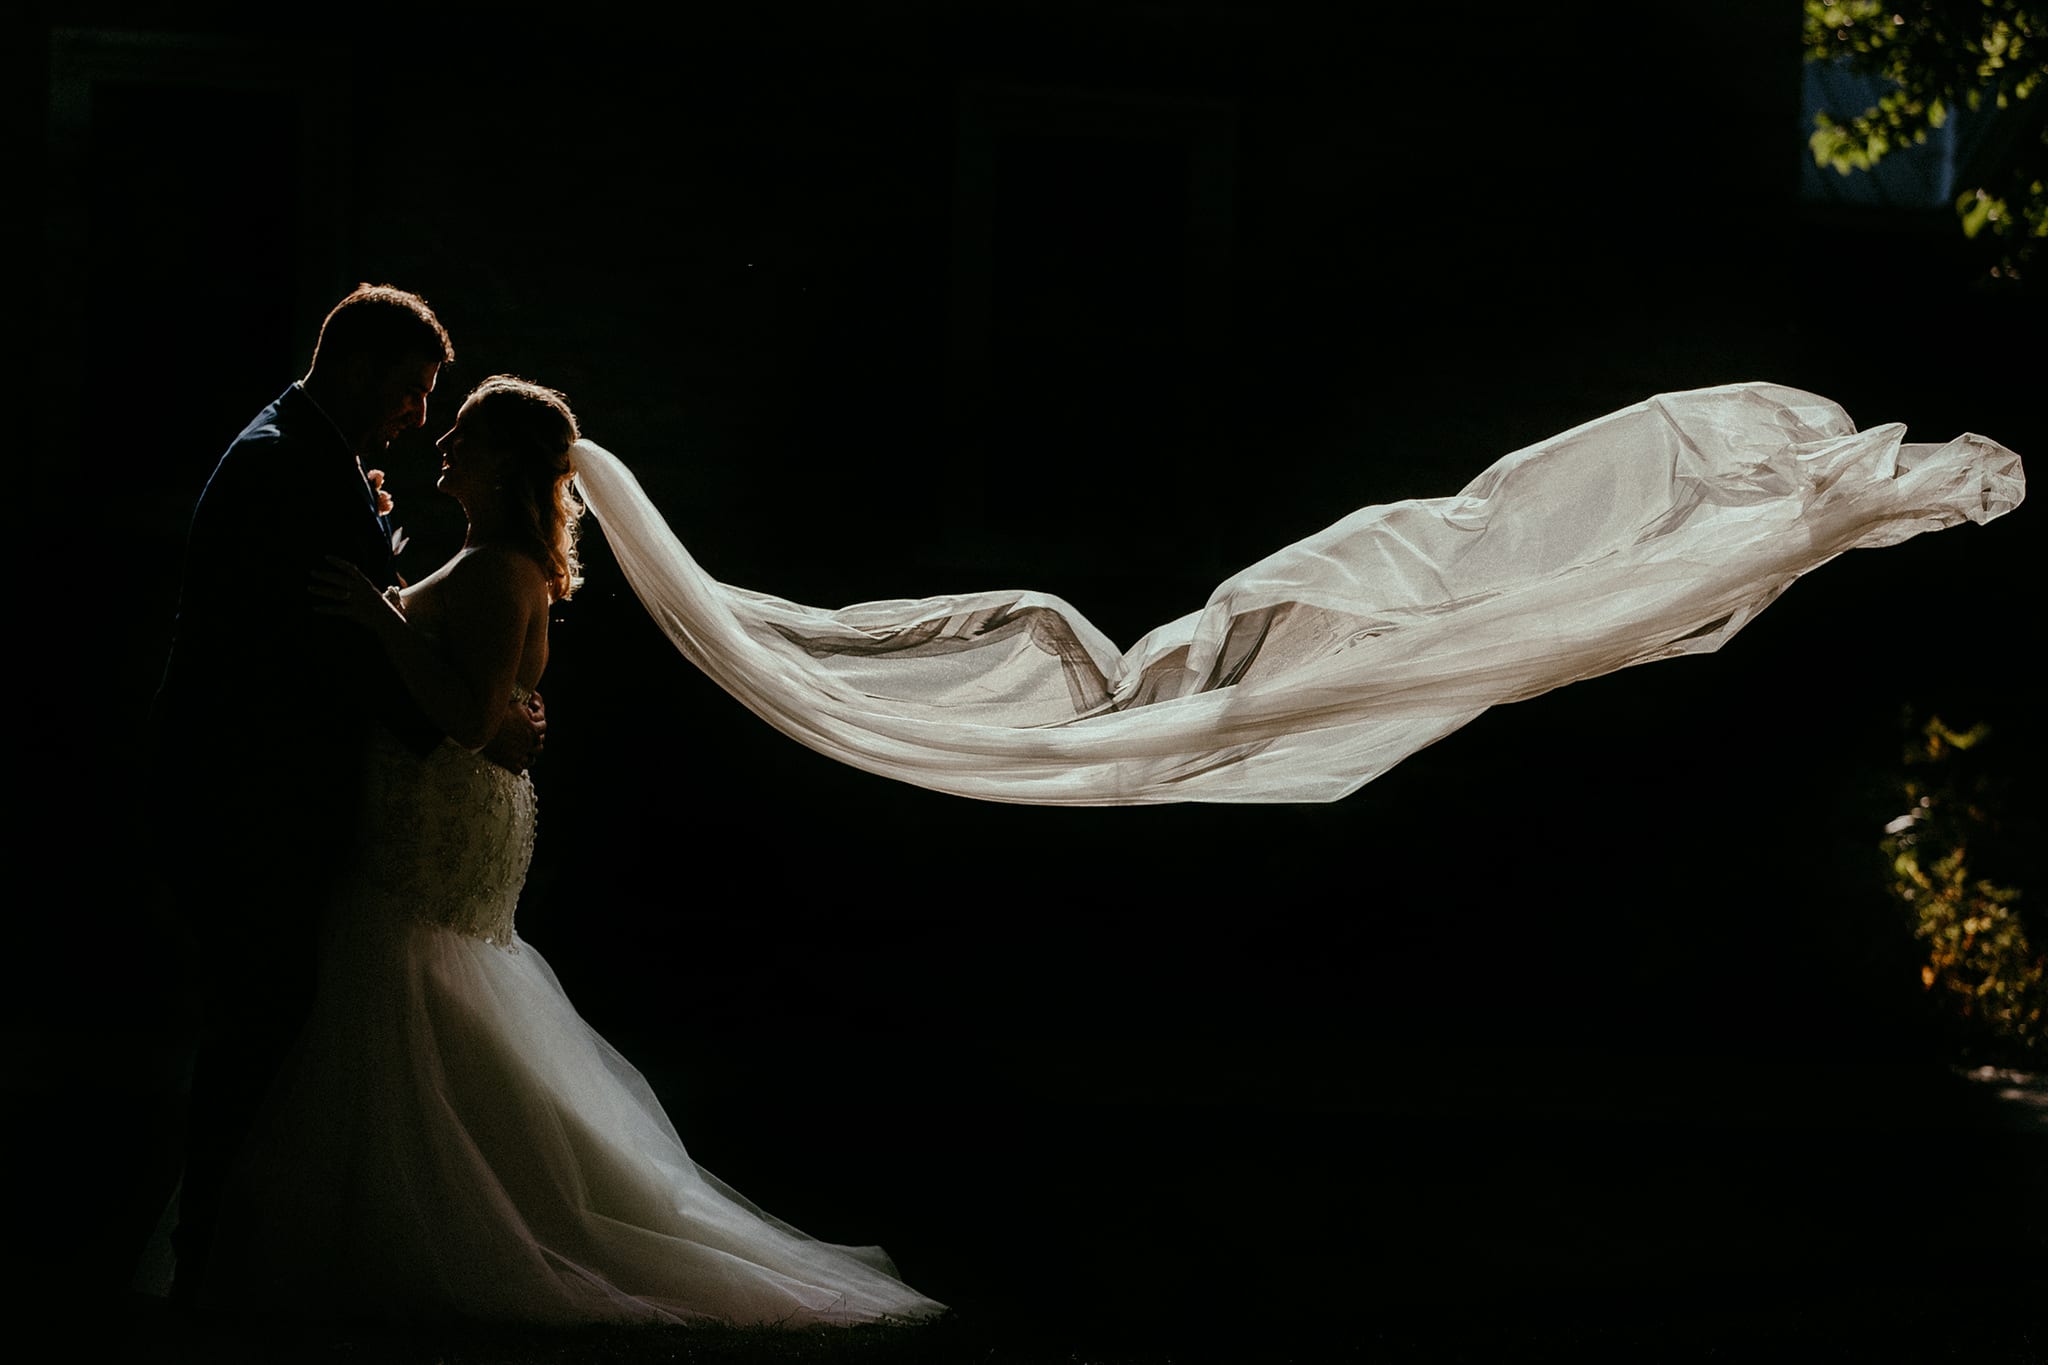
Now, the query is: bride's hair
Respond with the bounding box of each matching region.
[460,375,585,601]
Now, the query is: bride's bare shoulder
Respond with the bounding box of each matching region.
[406,546,551,637]
[442,544,551,598]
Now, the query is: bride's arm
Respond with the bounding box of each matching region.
[312,551,545,752]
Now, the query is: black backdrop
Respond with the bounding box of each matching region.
[22,1,2043,1353]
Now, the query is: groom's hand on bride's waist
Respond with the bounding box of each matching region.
[481,690,546,774]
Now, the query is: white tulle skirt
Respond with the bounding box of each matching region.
[198,740,944,1327]
[202,915,942,1326]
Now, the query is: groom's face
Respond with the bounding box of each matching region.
[347,353,442,457]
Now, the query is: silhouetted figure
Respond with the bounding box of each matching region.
[150,284,540,1305]
[196,377,942,1325]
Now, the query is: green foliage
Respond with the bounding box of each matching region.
[1804,0,2048,279]
[1880,715,2043,1059]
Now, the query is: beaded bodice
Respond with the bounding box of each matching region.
[353,728,537,946]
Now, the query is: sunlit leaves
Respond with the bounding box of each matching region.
[1880,715,2042,1059]
[1802,0,2047,277]
[1959,186,2009,235]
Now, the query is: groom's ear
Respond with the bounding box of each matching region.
[326,353,386,412]
[334,352,374,389]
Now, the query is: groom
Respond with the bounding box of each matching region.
[151,283,542,1305]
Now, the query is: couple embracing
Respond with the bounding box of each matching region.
[151,285,944,1327]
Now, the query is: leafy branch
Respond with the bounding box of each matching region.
[1804,0,2048,278]
[1881,715,2042,1059]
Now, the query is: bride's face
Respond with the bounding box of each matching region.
[435,414,506,506]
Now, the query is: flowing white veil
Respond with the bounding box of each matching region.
[568,381,2024,805]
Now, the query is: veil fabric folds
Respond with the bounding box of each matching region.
[569,381,2024,805]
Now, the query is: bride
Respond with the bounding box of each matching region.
[201,375,946,1326]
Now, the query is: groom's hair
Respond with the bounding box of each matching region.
[307,284,455,373]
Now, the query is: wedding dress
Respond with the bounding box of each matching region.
[574,381,2025,804]
[197,726,946,1326]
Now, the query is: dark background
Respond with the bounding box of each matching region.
[20,1,2044,1356]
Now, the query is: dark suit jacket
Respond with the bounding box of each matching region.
[152,385,449,1280]
[154,383,440,849]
